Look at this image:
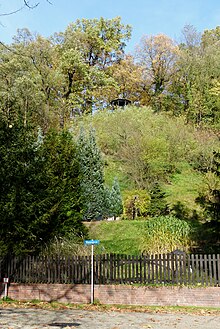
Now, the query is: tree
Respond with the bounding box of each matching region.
[107,55,144,104]
[147,183,169,217]
[76,129,106,221]
[59,17,131,68]
[0,31,57,131]
[169,25,220,126]
[123,189,150,219]
[195,150,220,252]
[197,150,220,222]
[53,17,131,114]
[0,118,86,256]
[136,34,178,111]
[201,26,220,48]
[181,24,201,49]
[109,178,123,219]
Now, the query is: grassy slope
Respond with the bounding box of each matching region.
[87,220,147,255]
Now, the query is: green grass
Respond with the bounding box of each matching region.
[86,216,198,255]
[87,220,147,255]
[164,168,204,215]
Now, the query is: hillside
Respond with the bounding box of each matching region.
[75,106,219,220]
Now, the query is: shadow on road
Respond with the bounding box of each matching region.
[48,323,80,327]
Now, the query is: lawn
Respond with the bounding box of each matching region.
[87,220,147,255]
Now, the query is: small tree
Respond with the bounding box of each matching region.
[109,178,123,219]
[123,189,150,219]
[197,150,220,223]
[195,151,220,250]
[148,183,169,217]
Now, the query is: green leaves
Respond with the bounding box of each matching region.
[63,17,131,67]
[196,150,220,223]
[0,122,86,256]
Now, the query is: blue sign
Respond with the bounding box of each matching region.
[84,239,100,246]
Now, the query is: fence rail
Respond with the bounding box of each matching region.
[0,253,220,286]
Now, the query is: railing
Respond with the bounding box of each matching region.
[0,253,219,286]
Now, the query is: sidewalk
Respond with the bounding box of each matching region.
[0,307,220,329]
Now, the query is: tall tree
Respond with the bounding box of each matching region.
[136,34,178,111]
[170,25,220,126]
[53,17,132,114]
[0,118,86,256]
[59,17,131,68]
[76,129,106,221]
[0,30,58,130]
[107,55,144,104]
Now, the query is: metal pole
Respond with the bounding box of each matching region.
[4,282,7,299]
[91,244,94,303]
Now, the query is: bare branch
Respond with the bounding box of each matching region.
[0,0,45,17]
[0,6,25,17]
[24,1,40,9]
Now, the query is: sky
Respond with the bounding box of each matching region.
[1,0,220,53]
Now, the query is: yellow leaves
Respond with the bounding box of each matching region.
[123,189,151,219]
[209,79,220,97]
[135,33,178,98]
[108,55,144,102]
[203,171,220,197]
[137,34,177,63]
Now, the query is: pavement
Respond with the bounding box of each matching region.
[0,307,220,329]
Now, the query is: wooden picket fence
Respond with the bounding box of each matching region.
[0,253,220,286]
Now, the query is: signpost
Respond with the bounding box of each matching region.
[3,277,9,299]
[84,239,100,304]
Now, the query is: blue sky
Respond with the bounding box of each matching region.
[1,0,220,52]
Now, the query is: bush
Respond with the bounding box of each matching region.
[123,189,150,219]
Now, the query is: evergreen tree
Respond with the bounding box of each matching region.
[0,119,86,256]
[197,150,220,223]
[148,183,169,217]
[109,178,123,219]
[77,129,106,221]
[196,150,220,252]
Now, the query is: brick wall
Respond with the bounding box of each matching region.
[1,283,220,307]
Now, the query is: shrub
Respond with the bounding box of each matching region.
[123,189,150,219]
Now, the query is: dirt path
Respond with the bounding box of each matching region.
[0,307,220,329]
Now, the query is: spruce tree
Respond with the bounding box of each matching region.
[148,183,169,217]
[77,129,106,221]
[109,178,123,219]
[196,150,220,252]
